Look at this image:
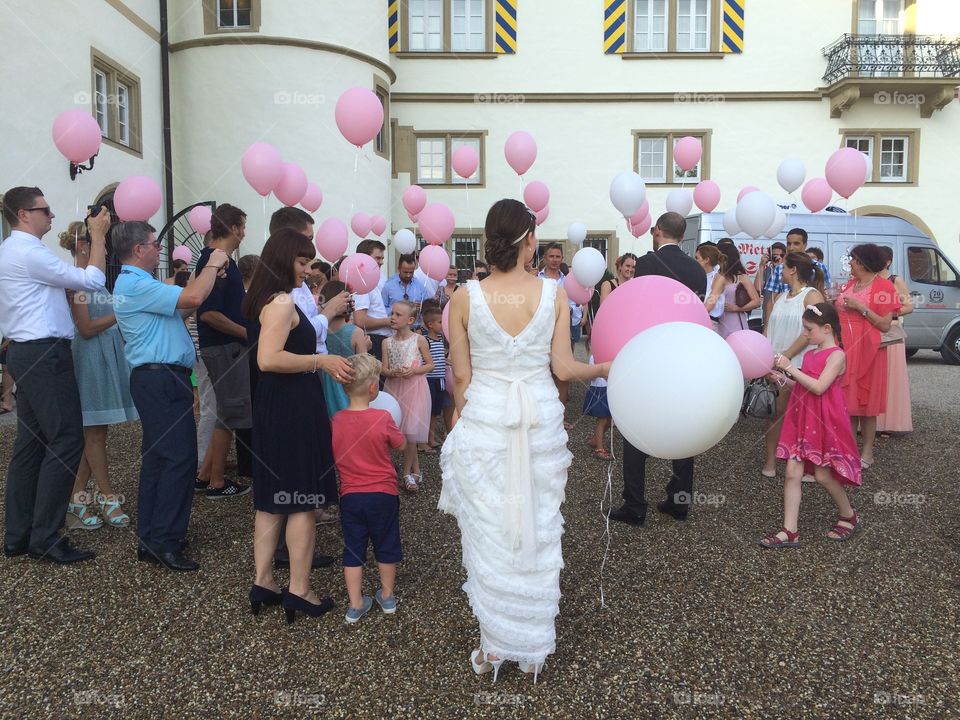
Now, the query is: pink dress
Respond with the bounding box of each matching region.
[383,334,431,443]
[877,321,913,433]
[776,346,862,486]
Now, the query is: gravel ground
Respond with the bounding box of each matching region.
[0,350,957,719]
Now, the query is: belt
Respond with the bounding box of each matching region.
[134,363,192,375]
[11,337,71,345]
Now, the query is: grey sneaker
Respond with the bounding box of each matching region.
[375,588,397,614]
[344,595,373,624]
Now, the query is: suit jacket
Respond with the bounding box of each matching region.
[634,244,707,300]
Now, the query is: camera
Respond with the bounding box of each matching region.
[85,196,123,292]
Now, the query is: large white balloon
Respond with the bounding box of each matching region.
[736,191,777,240]
[609,172,646,217]
[722,208,740,237]
[665,188,693,216]
[370,390,402,428]
[764,208,787,239]
[776,158,807,194]
[394,228,416,254]
[571,246,607,288]
[567,222,587,246]
[608,323,742,459]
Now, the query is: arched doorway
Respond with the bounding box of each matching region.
[850,205,936,242]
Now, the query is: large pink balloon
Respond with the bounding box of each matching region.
[726,329,775,380]
[274,162,308,207]
[370,215,387,236]
[737,186,760,203]
[451,145,479,179]
[334,87,384,147]
[441,302,450,340]
[523,181,550,213]
[52,109,102,163]
[402,185,427,215]
[419,203,455,246]
[801,177,833,213]
[825,147,869,199]
[241,142,283,196]
[674,136,703,173]
[114,176,162,221]
[535,206,549,226]
[504,131,537,176]
[630,214,652,237]
[565,275,593,305]
[351,212,372,238]
[591,276,712,364]
[339,252,382,294]
[693,180,721,213]
[315,218,348,261]
[629,201,650,226]
[171,246,192,263]
[301,183,323,212]
[187,205,212,235]
[419,245,450,281]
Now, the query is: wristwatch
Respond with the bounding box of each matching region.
[861,308,868,317]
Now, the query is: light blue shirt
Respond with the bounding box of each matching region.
[113,265,196,368]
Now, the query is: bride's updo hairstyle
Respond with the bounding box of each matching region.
[484,199,536,272]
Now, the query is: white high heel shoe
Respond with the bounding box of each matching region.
[518,660,544,684]
[470,649,505,681]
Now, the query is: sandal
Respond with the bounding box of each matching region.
[420,445,438,455]
[759,527,800,549]
[593,447,612,461]
[98,496,130,528]
[66,502,103,530]
[403,474,419,492]
[826,511,859,541]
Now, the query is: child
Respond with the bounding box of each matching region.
[583,355,612,459]
[760,302,862,549]
[322,281,372,359]
[331,354,407,623]
[382,300,434,492]
[420,306,448,454]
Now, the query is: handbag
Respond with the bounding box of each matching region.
[880,321,906,347]
[741,378,779,420]
[734,277,751,309]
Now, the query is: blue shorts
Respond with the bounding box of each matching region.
[340,492,403,567]
[583,386,610,418]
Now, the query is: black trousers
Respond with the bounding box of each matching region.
[4,339,84,549]
[129,367,197,552]
[622,441,695,520]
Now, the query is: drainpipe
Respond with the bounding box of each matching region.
[159,0,174,263]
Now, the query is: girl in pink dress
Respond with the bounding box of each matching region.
[383,300,433,492]
[760,302,863,549]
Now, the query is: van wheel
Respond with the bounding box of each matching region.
[941,327,960,365]
[905,348,918,358]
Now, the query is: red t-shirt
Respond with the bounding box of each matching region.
[331,408,405,497]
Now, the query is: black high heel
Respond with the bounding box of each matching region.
[281,589,335,624]
[249,585,284,615]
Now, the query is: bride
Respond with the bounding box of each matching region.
[439,199,609,682]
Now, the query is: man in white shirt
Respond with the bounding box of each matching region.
[353,239,392,363]
[0,187,110,564]
[538,243,583,408]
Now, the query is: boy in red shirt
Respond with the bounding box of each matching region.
[331,354,406,623]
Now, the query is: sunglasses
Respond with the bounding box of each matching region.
[23,207,52,216]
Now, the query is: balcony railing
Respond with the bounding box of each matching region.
[822,34,960,85]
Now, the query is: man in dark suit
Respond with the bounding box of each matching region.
[609,212,707,527]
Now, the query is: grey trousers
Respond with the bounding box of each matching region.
[4,339,84,549]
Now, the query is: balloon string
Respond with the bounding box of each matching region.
[262,196,267,242]
[599,418,616,609]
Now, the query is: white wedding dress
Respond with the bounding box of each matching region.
[439,279,572,666]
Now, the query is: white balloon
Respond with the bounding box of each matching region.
[735,192,776,240]
[776,158,806,194]
[370,390,402,428]
[571,246,606,288]
[394,228,416,254]
[722,208,740,236]
[567,222,587,246]
[764,208,787,239]
[609,171,646,217]
[608,323,742,459]
[665,188,693,216]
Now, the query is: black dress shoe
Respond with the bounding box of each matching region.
[154,550,199,572]
[281,590,335,624]
[137,546,160,564]
[28,538,95,564]
[609,506,645,527]
[249,584,285,615]
[656,501,689,521]
[4,541,28,558]
[274,550,336,569]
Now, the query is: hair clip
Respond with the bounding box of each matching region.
[805,304,822,316]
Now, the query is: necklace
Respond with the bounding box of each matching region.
[787,286,804,298]
[854,275,875,292]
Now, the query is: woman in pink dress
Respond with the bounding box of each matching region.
[876,246,914,434]
[760,303,863,549]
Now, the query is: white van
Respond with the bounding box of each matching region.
[683,210,960,364]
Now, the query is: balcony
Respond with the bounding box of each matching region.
[821,34,960,118]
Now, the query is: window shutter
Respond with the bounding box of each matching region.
[722,0,744,53]
[604,0,627,54]
[389,0,399,52]
[495,0,518,54]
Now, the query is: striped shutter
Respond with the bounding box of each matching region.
[722,0,744,53]
[388,0,399,52]
[604,0,627,54]
[495,0,517,54]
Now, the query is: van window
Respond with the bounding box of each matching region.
[907,247,959,287]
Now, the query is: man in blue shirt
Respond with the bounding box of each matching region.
[382,253,428,325]
[113,221,228,572]
[761,227,831,300]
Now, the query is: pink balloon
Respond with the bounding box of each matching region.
[351,212,372,238]
[407,210,420,224]
[315,218,348,261]
[370,215,387,236]
[241,142,283,196]
[523,181,550,213]
[187,205,212,235]
[825,147,869,199]
[274,162,308,207]
[402,185,427,215]
[726,329,775,380]
[301,183,323,212]
[504,131,537,176]
[114,176,162,221]
[339,252,382,294]
[535,206,549,226]
[451,145,479,179]
[171,246,192,263]
[631,214,652,237]
[418,203,455,246]
[591,276,712,363]
[629,201,650,226]
[565,275,593,305]
[674,136,703,173]
[334,87,384,147]
[801,177,833,214]
[441,302,450,340]
[737,186,760,203]
[52,109,101,163]
[419,245,450,281]
[693,180,722,213]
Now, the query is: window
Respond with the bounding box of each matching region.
[633,131,709,185]
[840,130,917,184]
[879,136,908,182]
[373,78,391,160]
[94,70,108,136]
[452,0,485,51]
[91,50,141,155]
[417,138,447,184]
[404,0,490,53]
[627,0,718,54]
[676,0,710,52]
[413,132,486,186]
[584,235,609,260]
[409,0,443,50]
[452,233,481,279]
[634,0,667,52]
[844,136,874,181]
[858,0,903,35]
[907,247,958,287]
[638,138,667,183]
[117,82,130,146]
[218,0,252,28]
[451,137,480,184]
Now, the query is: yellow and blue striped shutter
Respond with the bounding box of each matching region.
[495,0,517,54]
[722,0,744,54]
[604,0,627,54]
[388,0,399,53]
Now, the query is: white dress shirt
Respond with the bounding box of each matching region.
[538,269,583,325]
[353,273,391,337]
[290,282,329,354]
[0,230,106,341]
[414,266,441,299]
